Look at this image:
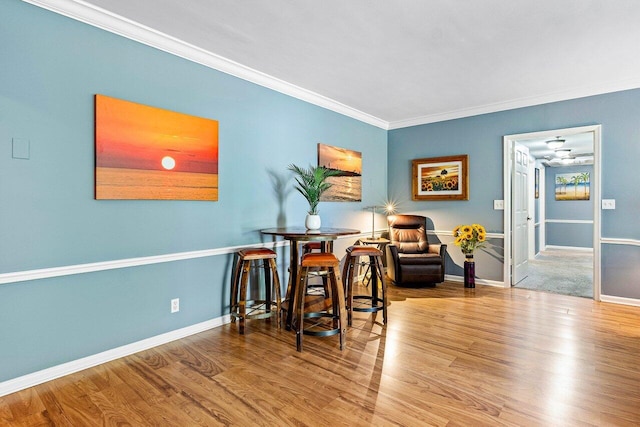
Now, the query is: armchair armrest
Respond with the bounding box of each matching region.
[428,243,447,283]
[428,243,447,258]
[386,243,400,282]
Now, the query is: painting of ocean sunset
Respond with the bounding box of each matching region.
[318,143,362,202]
[95,94,218,201]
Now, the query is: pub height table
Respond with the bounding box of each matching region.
[260,227,360,329]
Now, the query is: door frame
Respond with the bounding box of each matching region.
[502,125,601,301]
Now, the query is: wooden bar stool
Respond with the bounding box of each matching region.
[300,241,330,297]
[283,241,326,323]
[342,245,387,326]
[230,248,281,334]
[293,252,347,352]
[302,241,322,254]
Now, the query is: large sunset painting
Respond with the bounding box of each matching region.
[95,95,218,200]
[318,143,362,202]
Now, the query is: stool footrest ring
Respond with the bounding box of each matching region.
[351,295,385,313]
[300,312,341,337]
[231,299,279,320]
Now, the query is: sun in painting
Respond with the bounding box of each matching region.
[161,156,176,170]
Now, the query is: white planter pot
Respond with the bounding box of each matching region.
[305,214,321,230]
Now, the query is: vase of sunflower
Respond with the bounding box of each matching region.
[453,223,487,288]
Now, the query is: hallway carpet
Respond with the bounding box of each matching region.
[515,248,593,298]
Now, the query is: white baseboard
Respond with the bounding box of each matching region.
[445,274,505,288]
[0,314,231,397]
[599,294,640,307]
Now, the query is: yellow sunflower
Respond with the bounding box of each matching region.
[453,223,487,254]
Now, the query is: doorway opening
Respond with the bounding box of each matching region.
[502,125,601,300]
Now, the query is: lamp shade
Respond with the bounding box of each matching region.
[555,148,571,158]
[546,137,565,150]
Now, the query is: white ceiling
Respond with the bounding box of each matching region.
[29,0,640,129]
[515,132,594,167]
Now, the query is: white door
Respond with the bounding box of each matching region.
[512,143,530,284]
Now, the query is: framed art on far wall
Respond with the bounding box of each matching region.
[412,154,469,201]
[555,172,590,201]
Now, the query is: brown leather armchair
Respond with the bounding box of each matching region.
[385,215,446,286]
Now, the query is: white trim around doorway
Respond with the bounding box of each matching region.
[503,125,602,301]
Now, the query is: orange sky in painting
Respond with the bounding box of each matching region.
[96,95,218,173]
[421,163,459,179]
[318,143,362,174]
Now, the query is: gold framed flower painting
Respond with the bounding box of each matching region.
[412,154,469,201]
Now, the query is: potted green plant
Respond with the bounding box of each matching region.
[288,164,340,229]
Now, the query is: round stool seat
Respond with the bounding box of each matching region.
[302,241,322,253]
[237,247,277,260]
[301,252,339,267]
[346,246,383,257]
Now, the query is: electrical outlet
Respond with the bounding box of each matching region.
[171,298,180,313]
[602,199,616,210]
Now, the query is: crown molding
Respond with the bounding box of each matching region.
[388,78,640,130]
[22,0,389,130]
[21,1,640,132]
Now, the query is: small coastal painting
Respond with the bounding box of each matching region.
[95,95,219,200]
[555,172,590,200]
[318,143,362,202]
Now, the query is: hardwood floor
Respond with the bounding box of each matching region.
[2,282,640,426]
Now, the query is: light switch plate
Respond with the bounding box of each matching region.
[12,138,30,159]
[493,200,504,210]
[602,199,616,209]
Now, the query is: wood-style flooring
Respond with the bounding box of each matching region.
[2,282,640,426]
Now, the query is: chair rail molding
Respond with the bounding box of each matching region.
[0,233,374,285]
[601,237,640,247]
[546,219,594,224]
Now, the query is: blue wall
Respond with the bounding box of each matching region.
[0,1,386,382]
[545,165,594,248]
[388,90,640,296]
[3,0,640,386]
